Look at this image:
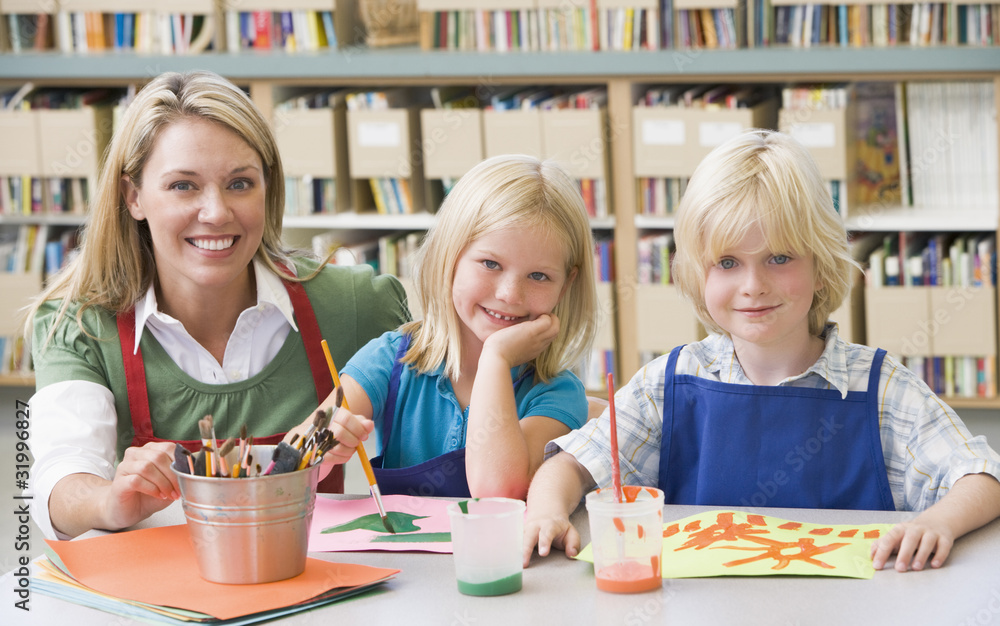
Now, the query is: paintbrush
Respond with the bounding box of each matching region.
[321,340,395,533]
[198,417,215,477]
[218,438,236,477]
[607,372,623,504]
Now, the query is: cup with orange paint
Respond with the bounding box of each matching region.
[585,485,664,593]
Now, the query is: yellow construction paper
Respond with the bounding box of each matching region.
[577,510,893,579]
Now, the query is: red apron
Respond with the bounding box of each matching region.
[117,275,344,493]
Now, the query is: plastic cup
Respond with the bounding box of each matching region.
[585,485,664,593]
[447,497,525,596]
[172,444,321,584]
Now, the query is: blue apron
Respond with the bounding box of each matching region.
[370,334,533,498]
[658,345,895,511]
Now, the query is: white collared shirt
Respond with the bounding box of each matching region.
[29,259,297,539]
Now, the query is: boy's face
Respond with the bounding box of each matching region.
[703,225,819,352]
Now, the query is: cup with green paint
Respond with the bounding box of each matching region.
[447,497,525,596]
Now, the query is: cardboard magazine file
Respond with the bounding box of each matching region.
[865,286,933,357]
[778,104,855,181]
[483,109,543,160]
[274,102,354,213]
[0,273,41,335]
[0,110,40,175]
[928,286,997,357]
[420,108,484,180]
[37,106,113,179]
[541,107,608,180]
[593,281,617,353]
[635,284,703,353]
[633,98,778,178]
[347,105,425,213]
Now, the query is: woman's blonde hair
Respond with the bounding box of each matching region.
[672,129,858,337]
[401,154,598,382]
[24,70,296,342]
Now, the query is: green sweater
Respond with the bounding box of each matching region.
[32,259,410,458]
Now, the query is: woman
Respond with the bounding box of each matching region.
[24,70,409,539]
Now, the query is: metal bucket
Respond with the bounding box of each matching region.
[172,444,320,584]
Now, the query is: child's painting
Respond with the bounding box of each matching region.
[309,495,453,553]
[577,510,893,579]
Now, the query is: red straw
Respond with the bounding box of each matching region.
[607,372,623,504]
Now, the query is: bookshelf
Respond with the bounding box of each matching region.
[1,47,998,408]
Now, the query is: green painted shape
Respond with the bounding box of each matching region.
[371,532,452,543]
[320,511,429,534]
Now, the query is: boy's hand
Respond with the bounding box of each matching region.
[871,516,955,572]
[484,313,561,369]
[523,512,581,568]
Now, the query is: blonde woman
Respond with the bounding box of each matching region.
[523,129,1000,573]
[315,154,599,500]
[25,71,409,539]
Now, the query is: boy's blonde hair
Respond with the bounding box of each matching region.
[672,129,858,337]
[401,154,598,382]
[25,70,298,342]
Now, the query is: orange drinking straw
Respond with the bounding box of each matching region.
[607,372,623,504]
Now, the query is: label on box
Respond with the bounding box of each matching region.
[788,122,836,148]
[641,119,685,146]
[698,122,743,147]
[358,121,401,148]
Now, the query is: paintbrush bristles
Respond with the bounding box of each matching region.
[198,417,212,440]
[219,438,236,457]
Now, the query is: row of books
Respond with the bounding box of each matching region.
[5,10,216,54]
[416,2,997,51]
[637,231,674,285]
[865,232,996,288]
[225,9,336,52]
[768,3,1000,48]
[5,2,997,54]
[420,5,671,51]
[578,235,616,390]
[902,355,996,398]
[0,176,89,216]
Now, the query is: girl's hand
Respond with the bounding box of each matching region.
[484,313,561,368]
[101,442,179,530]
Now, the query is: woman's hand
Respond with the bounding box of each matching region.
[101,442,179,530]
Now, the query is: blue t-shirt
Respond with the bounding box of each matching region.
[343,330,588,469]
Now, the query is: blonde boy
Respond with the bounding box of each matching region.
[523,129,1000,572]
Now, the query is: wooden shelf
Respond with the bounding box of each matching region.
[1,47,998,83]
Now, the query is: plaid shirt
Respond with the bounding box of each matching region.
[550,324,1000,511]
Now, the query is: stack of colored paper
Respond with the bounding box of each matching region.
[33,524,398,624]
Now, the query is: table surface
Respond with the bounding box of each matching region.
[3,498,1000,626]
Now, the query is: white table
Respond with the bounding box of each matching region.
[3,498,999,625]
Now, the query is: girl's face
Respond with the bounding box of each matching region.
[451,223,573,353]
[704,224,819,352]
[122,117,266,309]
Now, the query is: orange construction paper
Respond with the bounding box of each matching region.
[46,524,398,620]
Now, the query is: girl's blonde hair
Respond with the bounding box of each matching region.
[24,70,298,342]
[672,129,858,337]
[401,154,598,382]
